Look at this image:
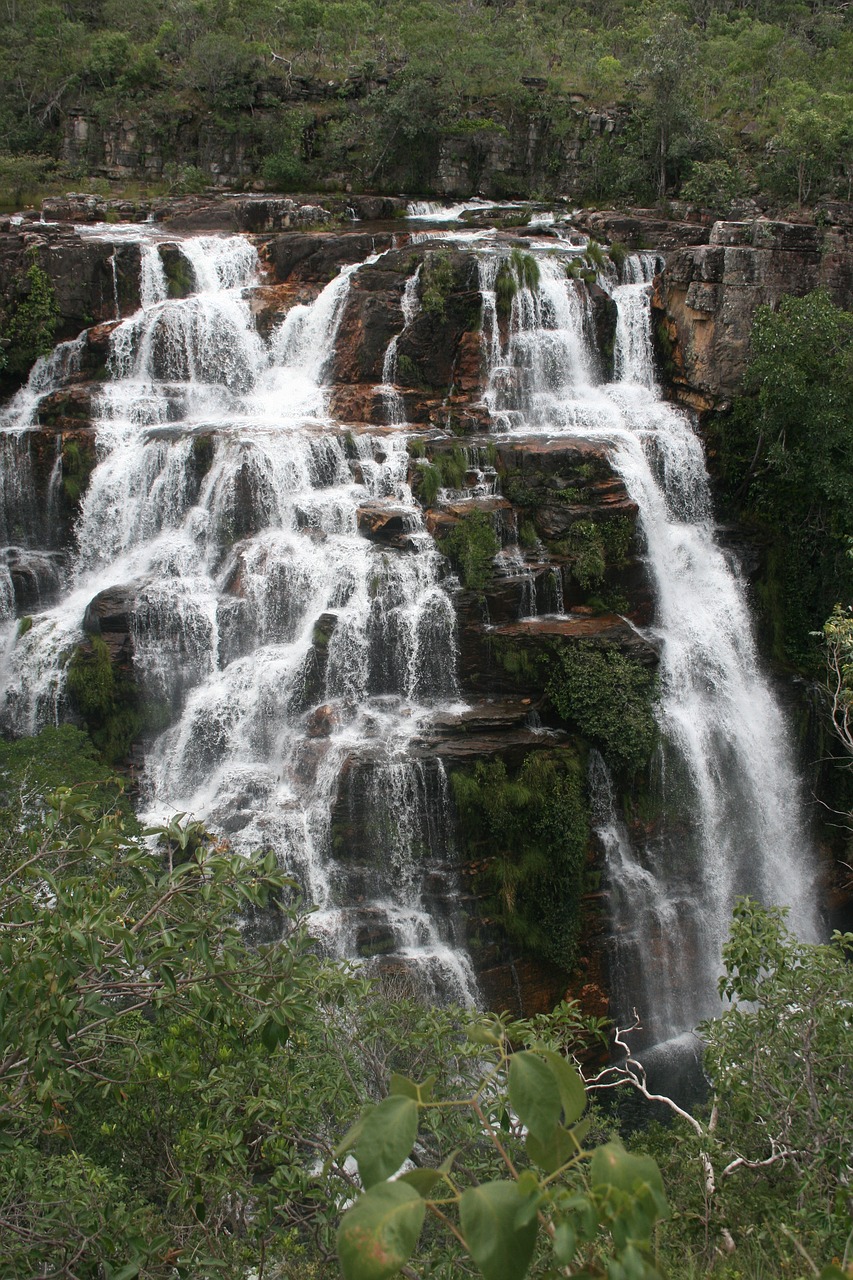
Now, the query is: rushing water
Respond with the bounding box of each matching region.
[481,249,817,1045]
[0,231,476,1004]
[0,227,818,1036]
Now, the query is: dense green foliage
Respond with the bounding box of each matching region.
[0,741,850,1277]
[546,642,658,774]
[440,510,500,591]
[66,635,168,763]
[337,1018,668,1280]
[451,750,590,970]
[1,0,852,204]
[630,900,853,1276]
[0,251,59,377]
[718,291,853,669]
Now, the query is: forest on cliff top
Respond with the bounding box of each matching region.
[1,0,852,206]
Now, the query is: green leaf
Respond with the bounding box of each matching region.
[397,1167,442,1196]
[110,1266,141,1280]
[537,1051,586,1125]
[590,1142,665,1198]
[553,1221,577,1265]
[465,1021,502,1047]
[508,1051,561,1143]
[356,1095,419,1189]
[389,1074,418,1100]
[338,1181,426,1280]
[526,1124,578,1175]
[459,1181,539,1280]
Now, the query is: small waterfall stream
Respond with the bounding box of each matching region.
[481,249,817,1044]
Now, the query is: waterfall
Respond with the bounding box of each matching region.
[481,250,817,1045]
[0,232,477,1004]
[0,224,819,1033]
[379,266,421,425]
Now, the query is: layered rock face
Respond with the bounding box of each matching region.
[654,214,853,411]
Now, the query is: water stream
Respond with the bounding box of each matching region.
[481,250,817,1044]
[0,228,818,1037]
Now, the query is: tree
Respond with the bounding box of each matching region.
[726,291,853,666]
[597,900,853,1273]
[335,1014,670,1280]
[0,785,336,1275]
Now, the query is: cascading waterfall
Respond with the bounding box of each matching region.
[0,231,477,1004]
[0,222,819,1034]
[379,266,421,425]
[480,248,817,1045]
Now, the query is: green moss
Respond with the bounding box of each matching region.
[440,510,500,590]
[1,250,59,381]
[518,519,539,549]
[584,239,606,272]
[162,253,195,300]
[546,641,658,775]
[396,353,421,387]
[61,439,96,506]
[16,616,32,638]
[494,261,516,319]
[609,241,629,273]
[420,249,454,320]
[510,249,540,292]
[566,520,606,590]
[451,749,590,972]
[416,447,469,507]
[66,637,166,765]
[492,637,542,683]
[501,472,539,509]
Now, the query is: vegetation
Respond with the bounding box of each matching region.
[451,750,589,970]
[0,251,59,380]
[546,642,658,775]
[440,510,500,591]
[337,1016,668,1280]
[718,291,853,670]
[628,900,853,1276]
[2,0,852,206]
[0,741,850,1278]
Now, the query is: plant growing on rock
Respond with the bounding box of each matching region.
[440,510,500,591]
[1,250,59,382]
[546,641,657,774]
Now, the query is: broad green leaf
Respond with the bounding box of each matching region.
[389,1073,419,1099]
[459,1180,539,1280]
[508,1051,561,1143]
[526,1123,579,1175]
[590,1142,665,1200]
[397,1167,442,1196]
[465,1021,502,1047]
[538,1051,586,1125]
[356,1095,419,1189]
[338,1180,425,1280]
[553,1221,577,1265]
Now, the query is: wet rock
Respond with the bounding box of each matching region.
[305,703,339,738]
[356,503,417,547]
[656,216,853,409]
[264,232,394,284]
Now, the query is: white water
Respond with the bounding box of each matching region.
[480,249,817,1043]
[0,232,477,1004]
[0,228,819,1032]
